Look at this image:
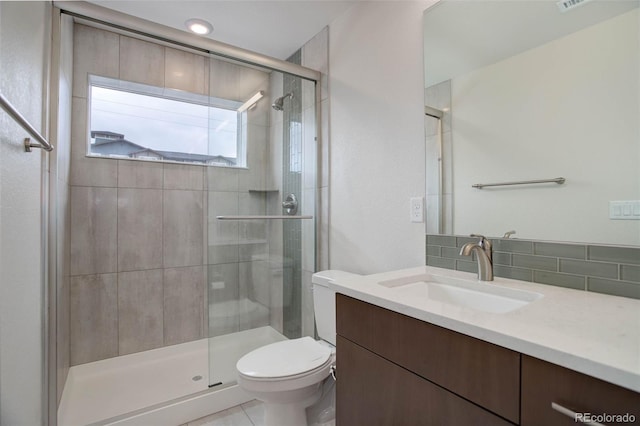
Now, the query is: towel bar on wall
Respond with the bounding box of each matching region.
[472,177,565,189]
[0,93,53,152]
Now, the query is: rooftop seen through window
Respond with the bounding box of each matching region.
[88,75,245,167]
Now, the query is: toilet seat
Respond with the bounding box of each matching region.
[237,337,332,379]
[236,337,335,394]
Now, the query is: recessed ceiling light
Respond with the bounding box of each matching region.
[185,18,213,35]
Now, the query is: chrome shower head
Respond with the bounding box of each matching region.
[272,93,293,111]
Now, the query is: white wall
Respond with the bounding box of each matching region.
[0,2,50,425]
[452,9,640,245]
[328,1,434,274]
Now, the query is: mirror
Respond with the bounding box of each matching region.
[423,0,639,246]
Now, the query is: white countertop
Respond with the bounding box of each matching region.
[323,266,640,393]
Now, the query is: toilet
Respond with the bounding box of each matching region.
[236,270,345,426]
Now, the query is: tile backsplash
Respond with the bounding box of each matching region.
[426,234,640,300]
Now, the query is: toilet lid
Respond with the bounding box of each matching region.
[237,337,331,379]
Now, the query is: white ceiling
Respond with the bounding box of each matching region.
[89,0,355,60]
[423,0,639,87]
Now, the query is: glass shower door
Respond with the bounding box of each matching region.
[206,56,317,388]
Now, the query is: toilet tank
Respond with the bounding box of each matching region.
[312,270,355,346]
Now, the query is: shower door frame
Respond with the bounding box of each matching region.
[52,1,323,422]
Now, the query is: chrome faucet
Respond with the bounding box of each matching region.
[459,234,493,281]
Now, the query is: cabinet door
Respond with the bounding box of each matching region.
[336,336,514,426]
[521,355,640,425]
[337,294,520,423]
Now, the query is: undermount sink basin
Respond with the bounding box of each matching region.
[378,274,543,314]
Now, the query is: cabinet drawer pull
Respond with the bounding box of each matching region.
[551,402,605,426]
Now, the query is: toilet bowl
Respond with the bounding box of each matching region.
[235,270,349,426]
[237,337,335,426]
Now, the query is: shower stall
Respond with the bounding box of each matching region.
[53,5,321,425]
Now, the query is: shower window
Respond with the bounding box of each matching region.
[87,75,250,167]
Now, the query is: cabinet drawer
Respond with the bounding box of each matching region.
[336,294,520,424]
[337,335,514,426]
[521,355,640,425]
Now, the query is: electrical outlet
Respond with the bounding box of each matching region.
[410,197,424,223]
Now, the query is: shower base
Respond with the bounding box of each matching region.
[58,326,286,426]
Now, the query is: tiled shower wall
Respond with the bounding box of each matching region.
[282,50,303,339]
[426,234,640,299]
[266,29,327,340]
[69,24,271,365]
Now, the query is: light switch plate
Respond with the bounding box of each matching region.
[410,197,424,223]
[609,201,640,220]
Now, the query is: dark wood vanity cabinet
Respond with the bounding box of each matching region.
[521,355,640,425]
[337,335,513,426]
[336,294,520,425]
[336,294,640,426]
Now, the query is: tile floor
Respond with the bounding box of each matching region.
[183,400,264,426]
